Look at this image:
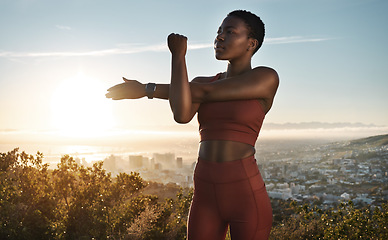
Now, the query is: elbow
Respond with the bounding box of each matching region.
[169,100,193,124]
[173,115,191,124]
[172,109,192,124]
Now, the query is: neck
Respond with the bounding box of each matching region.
[226,59,252,77]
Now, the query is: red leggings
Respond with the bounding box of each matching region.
[187,156,272,240]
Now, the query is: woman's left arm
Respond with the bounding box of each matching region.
[168,33,199,124]
[191,67,279,103]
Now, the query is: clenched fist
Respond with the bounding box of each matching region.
[167,33,187,57]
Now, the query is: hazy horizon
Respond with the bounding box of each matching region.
[1,122,386,168]
[1,120,386,143]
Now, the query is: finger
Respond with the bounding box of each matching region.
[107,95,121,100]
[177,33,187,39]
[107,85,118,91]
[107,83,124,91]
[106,91,119,98]
[168,33,187,40]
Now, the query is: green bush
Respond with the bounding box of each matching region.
[1,149,387,239]
[270,201,388,240]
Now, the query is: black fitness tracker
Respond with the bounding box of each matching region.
[145,83,156,99]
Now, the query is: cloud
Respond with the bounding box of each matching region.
[265,36,331,44]
[0,36,330,58]
[0,43,202,58]
[188,43,213,50]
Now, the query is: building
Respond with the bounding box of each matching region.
[176,157,183,168]
[104,154,117,172]
[153,153,175,169]
[129,155,143,169]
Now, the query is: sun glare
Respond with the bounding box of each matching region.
[51,73,115,137]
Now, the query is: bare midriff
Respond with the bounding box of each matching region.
[199,140,255,162]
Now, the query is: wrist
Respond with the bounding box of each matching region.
[171,53,186,61]
[145,83,156,99]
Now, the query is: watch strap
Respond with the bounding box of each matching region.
[145,83,156,99]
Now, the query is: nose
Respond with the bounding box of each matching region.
[216,31,224,41]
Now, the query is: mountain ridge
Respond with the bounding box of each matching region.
[262,122,384,130]
[348,134,388,147]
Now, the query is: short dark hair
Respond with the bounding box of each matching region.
[227,10,265,54]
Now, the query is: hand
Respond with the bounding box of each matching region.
[105,77,145,100]
[167,33,187,57]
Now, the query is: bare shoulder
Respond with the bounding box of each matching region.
[251,66,279,85]
[191,75,217,83]
[252,66,278,79]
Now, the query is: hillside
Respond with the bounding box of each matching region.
[348,134,388,148]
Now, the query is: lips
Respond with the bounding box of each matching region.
[214,43,225,51]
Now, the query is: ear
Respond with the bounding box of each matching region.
[249,38,259,51]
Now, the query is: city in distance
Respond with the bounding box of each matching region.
[1,123,387,209]
[1,121,387,166]
[99,133,388,210]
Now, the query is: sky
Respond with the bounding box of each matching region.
[0,0,387,146]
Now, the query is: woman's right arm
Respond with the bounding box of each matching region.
[106,75,216,101]
[105,78,170,100]
[105,77,203,123]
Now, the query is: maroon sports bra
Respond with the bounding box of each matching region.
[197,73,265,146]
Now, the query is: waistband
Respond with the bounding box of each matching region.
[194,155,261,184]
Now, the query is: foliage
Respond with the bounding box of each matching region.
[0,148,197,240]
[1,148,387,239]
[0,149,153,239]
[0,148,56,239]
[269,200,388,240]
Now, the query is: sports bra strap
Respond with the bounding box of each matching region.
[210,73,222,82]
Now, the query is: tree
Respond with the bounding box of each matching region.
[0,148,57,239]
[1,149,153,239]
[2,148,386,239]
[269,200,388,240]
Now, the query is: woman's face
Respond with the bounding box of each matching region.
[214,16,253,61]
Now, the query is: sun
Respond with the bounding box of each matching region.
[51,72,115,137]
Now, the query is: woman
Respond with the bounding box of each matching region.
[106,10,279,240]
